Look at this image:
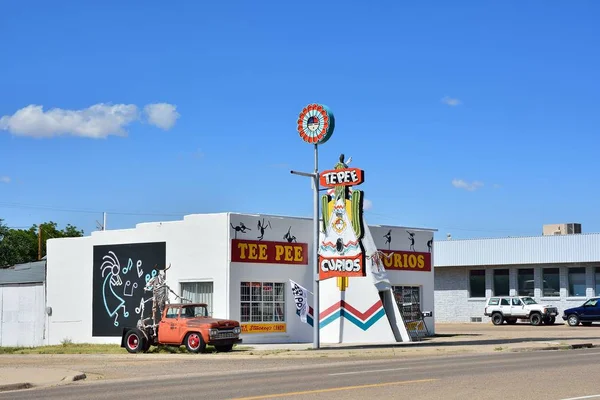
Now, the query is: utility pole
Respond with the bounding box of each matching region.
[38,225,42,260]
[103,212,107,231]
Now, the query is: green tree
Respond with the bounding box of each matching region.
[0,219,84,267]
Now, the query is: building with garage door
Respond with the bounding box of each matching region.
[0,259,47,347]
[45,212,436,346]
[433,225,600,323]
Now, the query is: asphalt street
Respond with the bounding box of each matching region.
[3,347,600,400]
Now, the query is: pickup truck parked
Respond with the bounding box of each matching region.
[121,303,242,353]
[484,296,558,326]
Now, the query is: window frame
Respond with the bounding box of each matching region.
[469,269,486,298]
[240,281,286,323]
[492,269,509,296]
[567,267,586,298]
[541,267,561,298]
[517,268,535,297]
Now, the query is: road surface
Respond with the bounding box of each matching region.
[2,347,599,399]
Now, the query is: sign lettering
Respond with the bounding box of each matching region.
[376,250,432,272]
[319,168,364,187]
[232,239,308,265]
[241,323,286,334]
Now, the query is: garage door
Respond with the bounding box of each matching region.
[0,283,45,347]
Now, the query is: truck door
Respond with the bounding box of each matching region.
[500,298,511,316]
[511,297,525,317]
[158,307,181,344]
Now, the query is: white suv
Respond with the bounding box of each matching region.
[484,296,558,326]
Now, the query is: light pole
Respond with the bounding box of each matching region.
[290,144,320,349]
[293,103,335,350]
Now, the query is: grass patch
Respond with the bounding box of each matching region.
[0,344,124,355]
[0,343,250,355]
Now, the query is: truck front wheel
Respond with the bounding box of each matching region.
[530,312,542,326]
[124,331,145,354]
[185,332,206,353]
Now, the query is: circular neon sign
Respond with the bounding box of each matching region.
[297,104,335,145]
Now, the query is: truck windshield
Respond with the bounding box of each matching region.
[522,297,537,305]
[180,306,209,318]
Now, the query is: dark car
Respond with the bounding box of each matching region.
[562,297,600,326]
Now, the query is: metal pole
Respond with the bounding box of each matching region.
[103,212,107,231]
[313,144,320,349]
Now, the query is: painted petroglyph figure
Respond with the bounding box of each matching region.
[230,222,251,239]
[257,219,271,240]
[427,238,433,253]
[407,231,416,251]
[284,226,297,243]
[384,230,392,249]
[100,251,129,326]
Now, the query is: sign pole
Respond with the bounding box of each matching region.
[313,143,320,349]
[294,103,334,350]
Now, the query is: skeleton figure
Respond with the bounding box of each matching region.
[283,226,297,243]
[407,231,416,251]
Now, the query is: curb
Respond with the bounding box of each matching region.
[509,343,596,352]
[63,373,87,382]
[0,383,33,392]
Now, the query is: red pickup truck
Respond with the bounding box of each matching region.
[121,303,242,353]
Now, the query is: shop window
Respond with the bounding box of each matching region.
[392,286,421,322]
[181,282,213,316]
[568,267,586,297]
[240,282,285,323]
[469,269,485,298]
[517,269,534,296]
[542,268,560,297]
[596,267,600,296]
[493,269,509,296]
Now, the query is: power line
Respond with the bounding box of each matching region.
[0,201,189,217]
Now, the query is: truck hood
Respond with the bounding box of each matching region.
[183,318,240,328]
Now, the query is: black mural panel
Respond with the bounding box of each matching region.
[92,242,166,337]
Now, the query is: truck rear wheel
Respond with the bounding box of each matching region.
[124,330,145,353]
[491,313,504,325]
[185,332,206,353]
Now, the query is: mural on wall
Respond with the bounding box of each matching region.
[372,227,434,272]
[283,226,297,243]
[92,242,166,337]
[318,154,366,284]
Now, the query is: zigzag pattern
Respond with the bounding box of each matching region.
[298,301,385,331]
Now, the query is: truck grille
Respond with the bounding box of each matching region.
[213,330,238,340]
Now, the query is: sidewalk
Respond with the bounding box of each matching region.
[0,368,86,392]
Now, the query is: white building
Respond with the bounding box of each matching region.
[45,212,435,346]
[433,232,600,323]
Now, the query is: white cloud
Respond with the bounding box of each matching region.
[0,102,181,139]
[452,179,483,191]
[441,96,461,106]
[144,103,180,130]
[363,199,373,210]
[0,176,10,184]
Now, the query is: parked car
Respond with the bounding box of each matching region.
[562,297,600,326]
[484,296,559,326]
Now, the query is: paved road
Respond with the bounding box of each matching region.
[3,347,600,400]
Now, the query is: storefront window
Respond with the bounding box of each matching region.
[517,269,534,296]
[240,282,285,322]
[542,268,560,297]
[596,267,600,296]
[568,267,586,297]
[469,269,485,298]
[493,269,509,296]
[392,286,421,322]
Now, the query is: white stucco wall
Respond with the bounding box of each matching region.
[45,213,229,345]
[45,212,435,345]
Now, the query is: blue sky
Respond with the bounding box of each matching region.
[1,1,599,240]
